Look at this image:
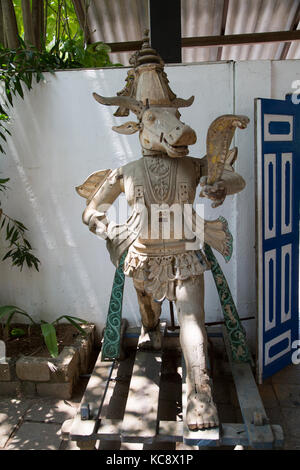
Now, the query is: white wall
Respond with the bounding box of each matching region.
[0,60,298,350]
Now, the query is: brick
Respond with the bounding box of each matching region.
[0,362,11,381]
[36,382,73,399]
[20,381,37,397]
[76,338,89,374]
[56,346,80,382]
[16,357,50,382]
[0,381,20,396]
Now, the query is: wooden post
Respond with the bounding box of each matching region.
[149,0,182,63]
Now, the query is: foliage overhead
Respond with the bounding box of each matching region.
[0,1,121,271]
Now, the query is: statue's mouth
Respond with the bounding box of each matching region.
[163,138,189,157]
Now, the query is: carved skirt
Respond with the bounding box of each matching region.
[123,248,209,302]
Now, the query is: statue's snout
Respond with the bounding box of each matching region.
[167,124,197,146]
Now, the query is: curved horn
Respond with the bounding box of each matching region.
[93,93,145,117]
[171,95,195,108]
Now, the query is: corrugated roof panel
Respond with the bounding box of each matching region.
[87,0,300,65]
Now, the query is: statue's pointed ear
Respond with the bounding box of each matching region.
[112,121,142,135]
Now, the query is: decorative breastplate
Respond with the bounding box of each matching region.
[143,156,178,205]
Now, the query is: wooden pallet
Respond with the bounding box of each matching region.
[61,324,284,450]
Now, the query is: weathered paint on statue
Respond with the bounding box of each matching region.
[76,34,249,431]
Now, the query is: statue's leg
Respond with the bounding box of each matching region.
[175,275,219,430]
[133,279,162,350]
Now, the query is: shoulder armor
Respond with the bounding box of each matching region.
[75,169,112,203]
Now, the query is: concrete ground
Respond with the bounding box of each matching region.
[0,338,299,451]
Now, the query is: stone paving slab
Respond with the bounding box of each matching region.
[284,437,300,450]
[5,422,62,450]
[281,408,300,439]
[24,398,78,424]
[273,384,300,408]
[0,398,32,448]
[258,384,280,408]
[271,364,300,385]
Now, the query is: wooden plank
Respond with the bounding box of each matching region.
[181,359,220,447]
[69,352,114,439]
[97,419,122,440]
[222,326,276,449]
[69,415,96,440]
[121,323,166,443]
[158,421,283,447]
[158,420,183,443]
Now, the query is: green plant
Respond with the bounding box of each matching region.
[0,177,40,270]
[0,1,122,270]
[0,305,88,358]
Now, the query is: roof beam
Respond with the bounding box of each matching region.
[149,0,182,63]
[280,2,300,60]
[217,0,229,61]
[107,30,300,54]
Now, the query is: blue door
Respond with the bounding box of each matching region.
[256,94,300,383]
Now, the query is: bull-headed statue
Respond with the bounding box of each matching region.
[77,33,249,431]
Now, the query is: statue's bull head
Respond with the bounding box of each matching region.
[93,93,197,158]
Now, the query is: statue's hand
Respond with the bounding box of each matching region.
[88,213,108,239]
[200,176,227,208]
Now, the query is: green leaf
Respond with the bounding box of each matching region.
[2,249,13,260]
[10,327,26,337]
[63,316,87,335]
[41,323,59,358]
[0,305,21,319]
[14,79,24,99]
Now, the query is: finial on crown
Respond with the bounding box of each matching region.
[129,28,164,68]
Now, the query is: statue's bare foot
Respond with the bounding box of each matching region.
[139,323,162,350]
[186,376,219,430]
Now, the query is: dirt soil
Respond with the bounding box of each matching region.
[0,323,81,358]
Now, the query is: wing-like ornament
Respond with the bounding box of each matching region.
[75,169,112,204]
[206,115,249,185]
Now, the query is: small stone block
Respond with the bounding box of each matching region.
[36,382,73,399]
[57,347,80,382]
[0,381,20,396]
[20,381,37,397]
[16,357,50,382]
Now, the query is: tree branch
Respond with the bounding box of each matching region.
[32,0,44,50]
[0,1,5,46]
[71,0,91,44]
[21,0,34,46]
[2,0,20,49]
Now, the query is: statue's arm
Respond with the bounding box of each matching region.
[194,150,245,207]
[82,168,123,238]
